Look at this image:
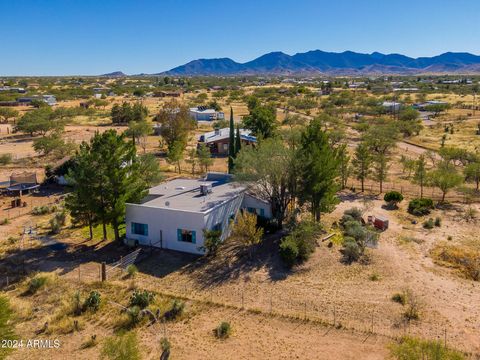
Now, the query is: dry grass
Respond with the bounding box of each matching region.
[431,243,480,281]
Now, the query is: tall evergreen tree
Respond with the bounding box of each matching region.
[298,118,340,222]
[228,107,235,173]
[66,130,148,241]
[235,124,241,156]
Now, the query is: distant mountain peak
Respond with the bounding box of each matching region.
[100,71,126,77]
[161,50,480,76]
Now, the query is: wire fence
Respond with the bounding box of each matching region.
[346,180,478,204]
[130,276,472,355]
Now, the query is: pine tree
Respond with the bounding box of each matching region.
[235,124,241,156]
[298,118,340,222]
[66,130,148,242]
[228,107,235,173]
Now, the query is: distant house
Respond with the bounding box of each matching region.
[154,90,182,98]
[125,173,272,255]
[198,128,257,155]
[381,101,401,112]
[17,95,57,106]
[413,100,449,111]
[189,106,224,121]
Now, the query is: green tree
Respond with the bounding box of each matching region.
[298,118,340,221]
[186,148,198,175]
[338,145,350,189]
[364,122,399,193]
[228,107,235,173]
[0,108,19,123]
[155,99,195,151]
[16,107,59,136]
[464,162,480,191]
[352,142,372,192]
[429,162,463,202]
[235,124,241,156]
[65,157,98,240]
[137,154,163,187]
[242,103,276,138]
[398,107,422,137]
[67,130,147,241]
[197,143,213,173]
[33,131,74,157]
[167,141,184,173]
[125,120,151,152]
[413,155,428,198]
[235,137,295,228]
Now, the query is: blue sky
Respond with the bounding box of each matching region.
[1,0,479,75]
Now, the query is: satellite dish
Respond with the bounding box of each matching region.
[165,201,170,206]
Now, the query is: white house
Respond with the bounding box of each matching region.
[125,173,271,255]
[381,101,401,112]
[189,106,225,121]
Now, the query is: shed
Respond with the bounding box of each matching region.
[373,215,389,231]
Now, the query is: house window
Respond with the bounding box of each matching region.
[131,222,148,236]
[177,229,196,243]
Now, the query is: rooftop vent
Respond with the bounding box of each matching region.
[200,183,212,196]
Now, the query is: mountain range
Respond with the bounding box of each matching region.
[158,50,480,76]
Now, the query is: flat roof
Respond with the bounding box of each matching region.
[199,128,256,144]
[133,174,246,213]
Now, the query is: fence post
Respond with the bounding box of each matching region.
[333,305,336,327]
[78,265,81,283]
[101,262,106,282]
[444,328,447,348]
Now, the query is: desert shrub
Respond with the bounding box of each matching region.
[422,218,434,229]
[49,217,61,234]
[126,306,142,327]
[278,220,320,267]
[391,292,407,305]
[0,218,9,225]
[408,198,434,216]
[26,275,49,295]
[202,229,222,255]
[126,265,138,278]
[164,299,185,321]
[369,272,380,281]
[340,210,379,263]
[0,153,12,165]
[431,244,480,281]
[54,210,67,226]
[129,290,155,309]
[83,291,101,312]
[463,206,477,222]
[341,237,361,263]
[398,289,421,321]
[215,321,232,339]
[389,336,465,360]
[101,331,141,360]
[32,205,53,215]
[279,236,299,268]
[384,191,404,208]
[339,207,363,227]
[434,217,441,227]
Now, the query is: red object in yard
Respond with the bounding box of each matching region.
[373,215,389,231]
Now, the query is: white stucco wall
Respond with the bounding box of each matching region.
[125,192,245,255]
[126,205,206,255]
[242,193,273,219]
